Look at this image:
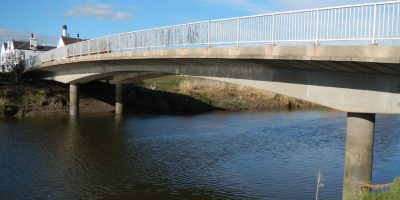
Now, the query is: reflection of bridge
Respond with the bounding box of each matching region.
[24,1,400,199]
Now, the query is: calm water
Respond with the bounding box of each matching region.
[0,111,400,200]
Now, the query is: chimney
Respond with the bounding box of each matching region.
[7,41,11,50]
[30,33,38,50]
[62,24,68,37]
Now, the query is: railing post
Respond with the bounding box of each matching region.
[372,3,377,45]
[236,18,240,47]
[106,37,109,52]
[208,20,211,47]
[97,40,99,54]
[164,29,167,49]
[271,14,276,46]
[118,34,121,52]
[315,10,320,46]
[147,31,149,50]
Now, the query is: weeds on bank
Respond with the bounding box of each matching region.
[142,76,185,92]
[20,89,46,105]
[141,75,314,111]
[0,86,46,106]
[0,98,7,108]
[362,178,400,200]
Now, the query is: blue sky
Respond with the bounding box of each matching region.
[0,0,387,46]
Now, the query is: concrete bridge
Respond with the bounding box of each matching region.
[24,1,400,199]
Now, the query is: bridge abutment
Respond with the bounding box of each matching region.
[115,83,123,115]
[342,113,375,200]
[69,83,79,116]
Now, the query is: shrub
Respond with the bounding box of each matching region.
[20,90,46,105]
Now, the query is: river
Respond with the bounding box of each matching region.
[0,111,399,199]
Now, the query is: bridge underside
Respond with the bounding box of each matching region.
[24,46,400,114]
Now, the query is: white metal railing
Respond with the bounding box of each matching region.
[24,1,400,69]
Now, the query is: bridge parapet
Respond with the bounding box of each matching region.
[25,1,400,69]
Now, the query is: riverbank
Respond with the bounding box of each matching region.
[362,178,400,200]
[140,76,316,111]
[0,75,319,118]
[0,81,114,118]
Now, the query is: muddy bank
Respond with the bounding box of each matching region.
[0,81,114,118]
[0,80,218,118]
[0,76,319,118]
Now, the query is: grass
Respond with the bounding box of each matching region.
[0,88,10,107]
[141,76,314,111]
[0,98,7,107]
[0,86,47,106]
[142,76,185,92]
[179,78,228,94]
[362,178,400,200]
[19,89,46,105]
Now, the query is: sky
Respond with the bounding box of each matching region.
[0,0,389,46]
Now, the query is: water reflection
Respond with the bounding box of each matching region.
[0,112,399,199]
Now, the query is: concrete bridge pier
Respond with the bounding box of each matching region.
[69,83,79,116]
[342,113,375,200]
[115,83,123,115]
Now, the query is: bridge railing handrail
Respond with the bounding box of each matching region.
[24,1,400,69]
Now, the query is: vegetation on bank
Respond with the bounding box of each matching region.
[0,80,114,118]
[362,178,400,200]
[0,81,66,117]
[140,76,316,111]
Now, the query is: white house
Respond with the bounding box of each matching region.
[1,25,85,72]
[0,34,55,72]
[57,25,85,48]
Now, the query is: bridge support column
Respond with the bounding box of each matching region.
[115,83,123,115]
[69,83,79,116]
[342,113,375,200]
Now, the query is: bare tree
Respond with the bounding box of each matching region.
[3,50,25,82]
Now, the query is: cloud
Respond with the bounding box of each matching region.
[0,29,57,46]
[65,4,133,20]
[112,12,133,20]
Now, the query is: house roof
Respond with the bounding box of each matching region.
[61,36,86,45]
[37,45,56,51]
[11,40,55,51]
[2,43,7,49]
[13,41,30,50]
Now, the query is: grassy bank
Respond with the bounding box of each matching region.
[140,76,317,111]
[362,178,400,200]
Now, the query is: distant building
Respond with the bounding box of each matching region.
[0,34,56,72]
[57,25,85,48]
[0,25,86,72]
